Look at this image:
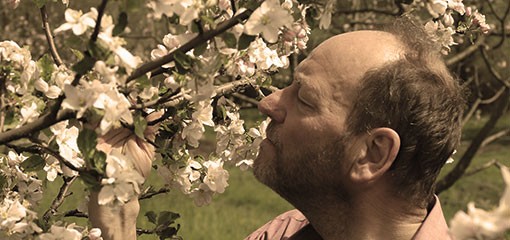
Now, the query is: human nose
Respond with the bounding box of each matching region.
[258,89,286,123]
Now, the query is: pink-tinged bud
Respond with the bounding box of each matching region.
[292,24,303,33]
[465,7,472,16]
[283,30,296,42]
[297,29,307,39]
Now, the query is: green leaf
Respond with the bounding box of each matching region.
[173,51,192,70]
[238,34,256,50]
[221,32,237,49]
[157,211,180,226]
[134,114,148,139]
[0,174,6,189]
[193,42,208,56]
[72,55,95,75]
[32,0,47,8]
[145,211,158,224]
[92,151,107,174]
[80,171,101,191]
[125,0,145,12]
[113,12,128,36]
[77,128,98,160]
[70,48,84,61]
[20,155,45,172]
[88,42,109,60]
[37,54,56,81]
[158,226,179,239]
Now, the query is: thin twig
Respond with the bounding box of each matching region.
[64,209,88,218]
[480,86,507,104]
[43,176,77,222]
[126,8,254,83]
[40,6,63,66]
[480,47,510,88]
[90,0,109,43]
[484,0,510,48]
[136,228,154,235]
[132,78,256,109]
[445,35,485,66]
[232,93,259,106]
[139,188,170,200]
[333,8,399,16]
[481,129,510,148]
[463,159,503,177]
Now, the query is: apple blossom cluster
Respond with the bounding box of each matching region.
[0,151,101,239]
[449,165,510,239]
[143,0,308,206]
[54,7,141,71]
[414,0,490,53]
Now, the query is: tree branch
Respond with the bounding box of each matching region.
[436,88,510,194]
[90,0,109,43]
[43,176,77,222]
[136,228,154,235]
[481,128,510,148]
[40,5,63,66]
[132,78,257,110]
[486,0,510,49]
[139,187,170,200]
[126,9,254,83]
[232,93,259,106]
[64,209,88,218]
[333,8,399,16]
[480,47,510,88]
[0,109,75,145]
[5,141,83,172]
[445,35,485,66]
[463,159,504,177]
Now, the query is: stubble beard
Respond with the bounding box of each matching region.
[253,124,351,204]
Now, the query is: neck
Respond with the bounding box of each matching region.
[289,187,427,240]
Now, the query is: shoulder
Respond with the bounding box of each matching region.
[244,209,309,240]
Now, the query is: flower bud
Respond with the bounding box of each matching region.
[88,228,103,240]
[442,13,454,27]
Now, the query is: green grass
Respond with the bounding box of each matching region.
[35,111,509,239]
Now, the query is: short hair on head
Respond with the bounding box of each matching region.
[346,17,466,208]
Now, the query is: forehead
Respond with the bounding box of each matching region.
[295,31,404,107]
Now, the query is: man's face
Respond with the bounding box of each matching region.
[253,31,404,200]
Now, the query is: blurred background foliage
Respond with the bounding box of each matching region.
[1,0,509,239]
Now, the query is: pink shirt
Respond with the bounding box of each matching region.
[245,197,452,240]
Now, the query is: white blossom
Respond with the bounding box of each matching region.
[38,223,83,240]
[19,102,40,126]
[450,166,510,239]
[244,0,293,43]
[54,8,97,35]
[201,160,229,193]
[427,0,448,18]
[98,149,145,205]
[50,121,84,174]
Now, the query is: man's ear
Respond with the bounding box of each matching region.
[350,128,400,183]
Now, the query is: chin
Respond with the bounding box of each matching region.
[253,140,279,187]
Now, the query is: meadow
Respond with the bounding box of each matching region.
[37,110,510,240]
